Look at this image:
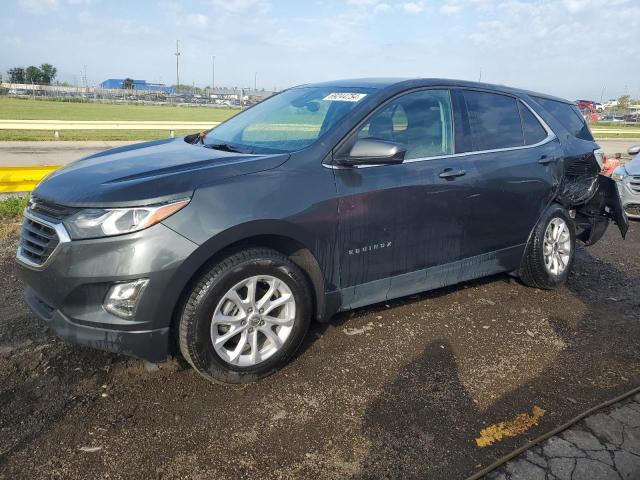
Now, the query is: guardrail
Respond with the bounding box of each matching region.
[0,166,60,193]
[0,120,220,138]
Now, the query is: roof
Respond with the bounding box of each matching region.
[299,78,570,104]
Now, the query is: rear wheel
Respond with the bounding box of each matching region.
[178,248,312,384]
[519,206,576,289]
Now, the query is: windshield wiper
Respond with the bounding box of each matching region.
[204,143,244,153]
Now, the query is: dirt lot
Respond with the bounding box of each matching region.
[0,222,639,480]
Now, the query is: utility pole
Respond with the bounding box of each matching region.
[212,55,215,93]
[175,40,181,93]
[254,72,257,92]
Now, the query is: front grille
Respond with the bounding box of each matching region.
[18,216,60,266]
[630,176,640,194]
[29,196,78,221]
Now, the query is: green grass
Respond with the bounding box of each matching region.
[0,195,28,219]
[593,133,640,140]
[0,129,198,141]
[0,97,237,141]
[0,97,237,122]
[0,195,28,238]
[591,121,640,129]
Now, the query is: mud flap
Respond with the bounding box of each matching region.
[576,175,628,244]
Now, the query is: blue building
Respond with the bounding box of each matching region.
[99,79,175,93]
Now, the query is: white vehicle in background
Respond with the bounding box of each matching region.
[595,103,604,112]
[612,146,640,219]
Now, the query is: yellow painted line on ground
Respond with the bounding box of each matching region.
[475,406,546,448]
[0,166,60,193]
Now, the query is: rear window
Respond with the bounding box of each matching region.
[533,97,594,141]
[463,90,524,151]
[518,102,548,145]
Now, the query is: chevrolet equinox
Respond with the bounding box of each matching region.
[17,79,628,384]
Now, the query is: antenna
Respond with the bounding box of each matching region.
[175,40,181,93]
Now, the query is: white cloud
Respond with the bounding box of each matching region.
[400,2,426,14]
[440,3,462,14]
[18,0,59,14]
[347,0,379,5]
[178,13,209,29]
[210,0,271,15]
[374,2,391,14]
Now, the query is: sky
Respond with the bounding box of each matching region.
[1,0,639,100]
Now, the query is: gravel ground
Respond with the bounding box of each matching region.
[0,222,638,480]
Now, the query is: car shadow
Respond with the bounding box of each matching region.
[351,242,640,479]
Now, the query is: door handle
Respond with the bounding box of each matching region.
[538,155,559,165]
[439,168,467,179]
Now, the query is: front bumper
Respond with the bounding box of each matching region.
[616,179,640,220]
[26,287,171,362]
[17,220,198,363]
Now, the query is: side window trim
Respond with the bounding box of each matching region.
[325,90,555,170]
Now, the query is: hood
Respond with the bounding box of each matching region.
[33,137,289,207]
[624,156,640,176]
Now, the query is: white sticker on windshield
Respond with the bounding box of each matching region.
[323,92,368,102]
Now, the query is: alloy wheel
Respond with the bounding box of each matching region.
[210,275,296,366]
[543,217,571,276]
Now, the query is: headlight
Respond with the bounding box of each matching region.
[611,167,628,183]
[63,198,190,239]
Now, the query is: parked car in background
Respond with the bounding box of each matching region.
[576,99,597,110]
[16,78,628,384]
[600,114,625,122]
[612,146,640,219]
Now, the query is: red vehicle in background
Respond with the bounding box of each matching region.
[576,99,597,110]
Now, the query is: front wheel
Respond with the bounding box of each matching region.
[519,206,576,289]
[178,248,312,384]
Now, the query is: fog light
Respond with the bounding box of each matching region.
[104,279,149,319]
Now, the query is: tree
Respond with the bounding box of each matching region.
[618,95,631,110]
[7,67,25,83]
[39,64,57,85]
[122,78,135,89]
[25,65,42,84]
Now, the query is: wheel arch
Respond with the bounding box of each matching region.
[165,220,329,354]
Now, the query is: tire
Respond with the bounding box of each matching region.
[519,205,576,290]
[178,248,312,384]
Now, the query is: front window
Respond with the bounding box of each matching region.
[356,89,454,160]
[204,87,373,153]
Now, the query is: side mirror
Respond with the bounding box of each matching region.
[337,139,406,167]
[628,145,640,156]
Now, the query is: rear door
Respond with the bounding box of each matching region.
[452,89,563,257]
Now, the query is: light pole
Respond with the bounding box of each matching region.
[175,40,181,93]
[254,71,257,92]
[212,55,215,93]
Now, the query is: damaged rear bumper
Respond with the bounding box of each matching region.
[574,175,629,245]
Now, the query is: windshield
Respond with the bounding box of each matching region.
[204,87,373,153]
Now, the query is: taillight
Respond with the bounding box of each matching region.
[594,148,605,170]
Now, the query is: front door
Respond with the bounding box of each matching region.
[333,89,478,308]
